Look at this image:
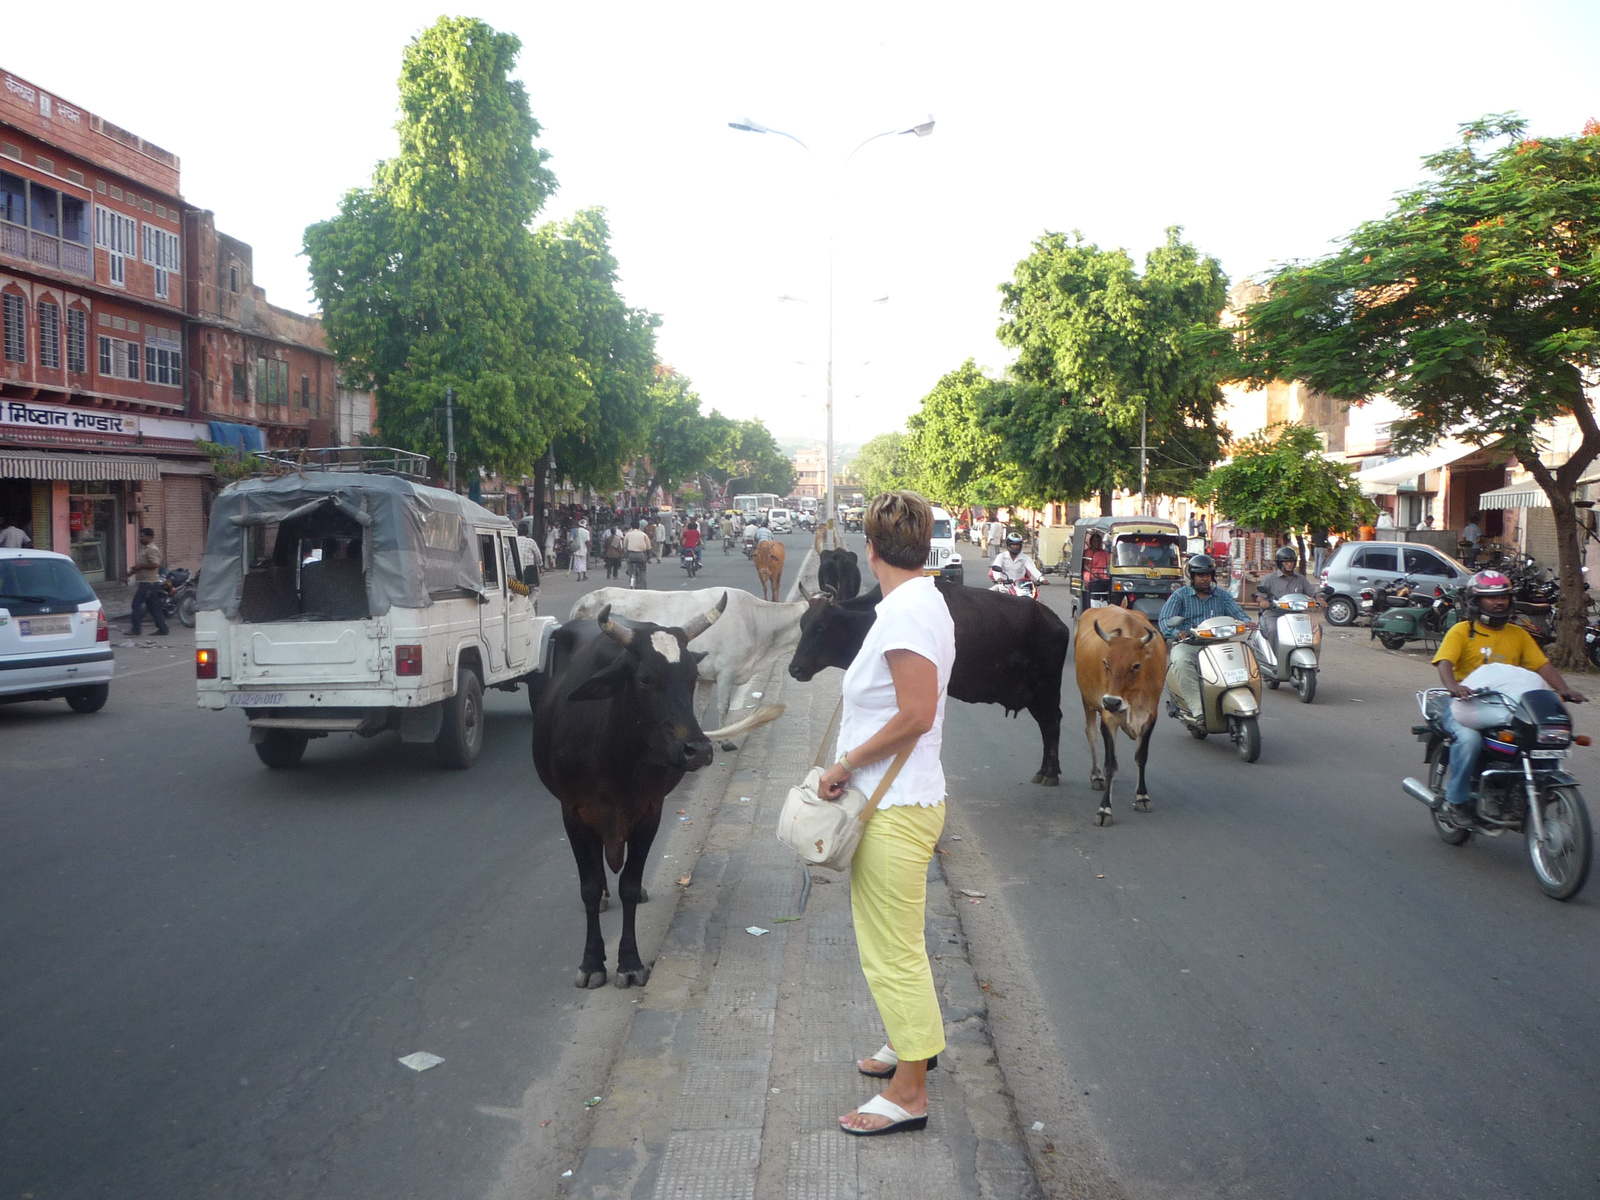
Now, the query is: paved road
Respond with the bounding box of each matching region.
[940,582,1600,1200]
[0,528,812,1200]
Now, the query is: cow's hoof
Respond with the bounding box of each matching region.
[1095,808,1113,827]
[614,965,652,988]
[596,895,609,914]
[1133,797,1152,813]
[1034,773,1061,787]
[639,887,649,903]
[721,740,739,752]
[1088,772,1105,791]
[575,968,609,989]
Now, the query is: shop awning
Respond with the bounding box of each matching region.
[1354,439,1478,495]
[0,452,158,481]
[1478,466,1600,509]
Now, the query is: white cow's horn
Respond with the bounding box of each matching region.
[598,605,636,647]
[679,591,729,642]
[1140,627,1154,645]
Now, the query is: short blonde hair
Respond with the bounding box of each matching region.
[864,490,933,570]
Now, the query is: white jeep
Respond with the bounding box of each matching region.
[194,458,555,769]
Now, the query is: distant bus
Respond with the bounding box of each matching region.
[734,493,780,520]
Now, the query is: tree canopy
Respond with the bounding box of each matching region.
[992,227,1231,510]
[902,361,1038,509]
[849,432,914,498]
[1196,423,1375,541]
[713,420,796,497]
[1239,114,1600,664]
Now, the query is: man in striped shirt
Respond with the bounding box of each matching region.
[1159,553,1251,717]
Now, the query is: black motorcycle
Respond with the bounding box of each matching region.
[158,567,198,628]
[1404,687,1592,900]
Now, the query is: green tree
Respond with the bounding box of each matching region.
[1195,423,1376,562]
[993,227,1230,511]
[849,431,915,498]
[714,419,795,497]
[642,369,723,497]
[1240,115,1600,665]
[904,361,1037,509]
[304,17,580,482]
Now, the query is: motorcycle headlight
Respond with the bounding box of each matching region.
[1538,723,1573,748]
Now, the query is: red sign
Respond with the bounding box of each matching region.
[69,510,84,533]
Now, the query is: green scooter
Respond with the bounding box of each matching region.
[1370,574,1460,651]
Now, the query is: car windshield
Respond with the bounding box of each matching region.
[0,557,96,610]
[1113,537,1177,568]
[932,520,952,539]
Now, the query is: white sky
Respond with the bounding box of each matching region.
[9,1,1600,447]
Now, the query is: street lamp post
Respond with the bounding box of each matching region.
[729,115,934,547]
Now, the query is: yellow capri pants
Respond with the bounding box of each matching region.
[850,801,947,1062]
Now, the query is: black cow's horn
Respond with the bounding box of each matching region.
[598,605,636,647]
[798,581,813,601]
[680,591,729,642]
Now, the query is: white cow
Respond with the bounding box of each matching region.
[568,588,806,726]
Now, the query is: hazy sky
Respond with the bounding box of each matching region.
[8,1,1600,446]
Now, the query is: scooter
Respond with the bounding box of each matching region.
[1404,686,1592,900]
[988,570,1045,600]
[1165,615,1264,762]
[1370,575,1458,651]
[1250,592,1321,703]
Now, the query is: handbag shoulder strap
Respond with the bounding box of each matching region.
[813,697,844,770]
[859,747,914,821]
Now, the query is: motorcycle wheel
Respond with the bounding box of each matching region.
[1378,632,1408,651]
[178,593,197,628]
[1232,716,1261,763]
[1294,668,1317,704]
[1426,742,1470,845]
[1526,785,1592,901]
[1588,639,1600,670]
[1325,596,1356,626]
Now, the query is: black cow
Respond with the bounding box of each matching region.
[817,547,862,600]
[532,594,726,988]
[790,579,1070,785]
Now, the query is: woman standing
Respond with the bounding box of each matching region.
[816,490,956,1136]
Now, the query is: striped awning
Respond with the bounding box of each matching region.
[1476,484,1549,509]
[0,452,159,481]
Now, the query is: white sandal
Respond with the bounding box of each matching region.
[839,1092,928,1136]
[858,1044,938,1079]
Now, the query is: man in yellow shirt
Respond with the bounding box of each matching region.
[1432,570,1583,822]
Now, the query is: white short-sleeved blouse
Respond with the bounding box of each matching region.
[837,575,956,808]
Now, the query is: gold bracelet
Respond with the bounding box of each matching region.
[837,753,855,774]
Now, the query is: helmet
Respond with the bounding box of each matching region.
[1466,569,1513,629]
[1005,532,1024,549]
[1274,546,1298,570]
[1186,552,1217,584]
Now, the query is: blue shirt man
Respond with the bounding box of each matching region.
[1158,578,1249,639]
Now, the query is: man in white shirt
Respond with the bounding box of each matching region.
[0,516,31,548]
[990,533,1044,586]
[1375,510,1395,529]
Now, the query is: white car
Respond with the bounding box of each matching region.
[0,549,113,713]
[768,508,794,534]
[925,506,964,586]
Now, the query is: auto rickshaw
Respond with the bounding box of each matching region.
[1063,516,1186,622]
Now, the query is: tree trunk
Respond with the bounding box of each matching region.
[1548,491,1588,670]
[531,458,548,548]
[1099,486,1114,517]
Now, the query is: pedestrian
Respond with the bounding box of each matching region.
[1375,509,1395,530]
[125,527,169,636]
[1311,526,1330,579]
[650,517,665,563]
[603,524,624,579]
[1461,512,1482,566]
[0,513,31,548]
[544,523,557,569]
[816,490,956,1137]
[570,519,591,580]
[623,519,652,585]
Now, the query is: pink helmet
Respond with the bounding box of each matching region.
[1467,569,1512,628]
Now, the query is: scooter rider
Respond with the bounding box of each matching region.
[1432,569,1585,826]
[1255,546,1313,654]
[990,532,1044,586]
[1160,553,1252,716]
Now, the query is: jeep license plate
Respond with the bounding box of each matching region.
[18,616,71,636]
[229,692,286,707]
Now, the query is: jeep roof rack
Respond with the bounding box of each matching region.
[258,446,432,479]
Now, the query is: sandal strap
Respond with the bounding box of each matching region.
[867,1044,898,1067]
[855,1094,917,1123]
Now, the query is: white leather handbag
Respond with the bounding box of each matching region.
[777,701,910,871]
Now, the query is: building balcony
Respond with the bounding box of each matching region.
[0,220,92,279]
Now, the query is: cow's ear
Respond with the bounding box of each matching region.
[689,650,708,666]
[568,657,631,702]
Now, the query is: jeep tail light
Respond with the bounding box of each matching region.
[196,648,218,679]
[396,645,422,676]
[96,609,109,642]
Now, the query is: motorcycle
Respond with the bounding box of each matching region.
[681,546,701,578]
[1165,615,1264,761]
[742,527,762,559]
[159,567,198,628]
[1404,687,1593,900]
[1369,573,1458,651]
[1250,592,1321,703]
[988,571,1045,600]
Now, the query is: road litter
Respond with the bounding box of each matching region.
[950,835,963,840]
[739,796,752,803]
[967,898,982,904]
[584,1096,602,1108]
[1032,1121,1045,1132]
[1350,698,1364,703]
[677,876,692,887]
[398,1051,444,1072]
[746,926,769,936]
[775,916,800,923]
[677,809,686,815]
[959,889,986,898]
[540,1119,551,1127]
[751,691,763,699]
[562,1169,573,1177]
[1097,874,1105,879]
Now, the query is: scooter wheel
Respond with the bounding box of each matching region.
[1232,716,1261,763]
[1266,679,1280,690]
[1588,640,1600,671]
[1378,633,1408,651]
[1294,668,1317,704]
[1188,725,1208,740]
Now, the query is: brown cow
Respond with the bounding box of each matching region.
[755,539,786,601]
[1074,606,1166,826]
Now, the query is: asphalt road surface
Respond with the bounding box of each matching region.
[0,528,808,1200]
[940,578,1600,1200]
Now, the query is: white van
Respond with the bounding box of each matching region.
[926,506,964,587]
[768,508,794,534]
[194,460,556,770]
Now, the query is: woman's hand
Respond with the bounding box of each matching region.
[818,762,852,801]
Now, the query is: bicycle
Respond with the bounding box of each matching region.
[627,553,648,590]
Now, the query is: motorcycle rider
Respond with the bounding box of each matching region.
[1160,553,1252,717]
[1432,569,1585,825]
[682,519,702,565]
[1254,546,1314,658]
[990,532,1044,588]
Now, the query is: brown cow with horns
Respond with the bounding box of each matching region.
[1074,606,1167,826]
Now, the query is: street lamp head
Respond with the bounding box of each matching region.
[906,116,935,138]
[728,118,767,134]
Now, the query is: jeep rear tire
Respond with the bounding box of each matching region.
[255,730,309,769]
[437,666,484,769]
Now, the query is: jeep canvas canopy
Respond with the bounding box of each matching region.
[197,472,511,618]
